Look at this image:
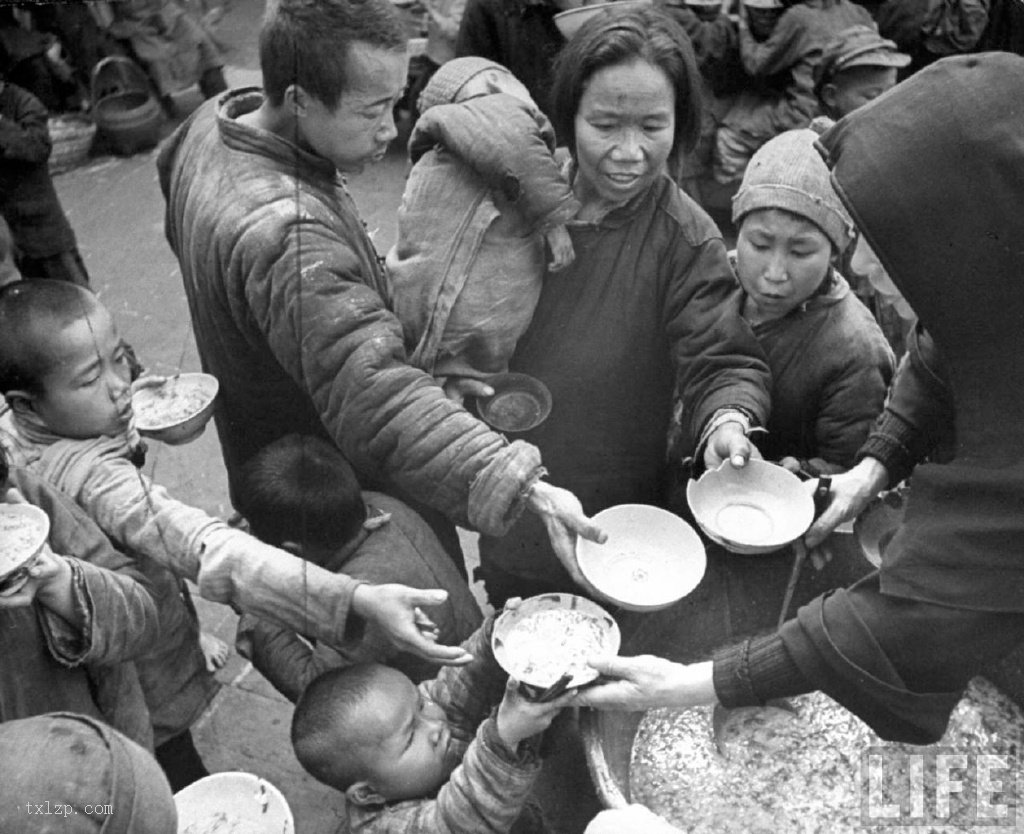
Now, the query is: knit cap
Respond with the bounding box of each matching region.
[417,56,513,113]
[732,128,854,251]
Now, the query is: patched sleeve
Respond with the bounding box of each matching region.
[39,557,160,667]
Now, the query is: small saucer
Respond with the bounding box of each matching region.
[476,373,553,433]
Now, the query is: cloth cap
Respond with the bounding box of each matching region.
[732,128,854,251]
[417,57,512,113]
[0,712,177,834]
[814,25,911,92]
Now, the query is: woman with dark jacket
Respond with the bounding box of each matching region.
[476,6,772,605]
[577,52,1024,748]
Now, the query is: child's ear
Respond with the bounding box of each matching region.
[346,781,385,807]
[5,391,37,417]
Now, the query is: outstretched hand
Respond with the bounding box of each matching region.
[803,457,889,548]
[573,656,716,711]
[351,584,474,666]
[525,481,606,587]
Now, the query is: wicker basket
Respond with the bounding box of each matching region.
[47,115,97,175]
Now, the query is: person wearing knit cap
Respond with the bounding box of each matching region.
[729,127,893,476]
[0,713,177,833]
[575,52,1024,754]
[813,24,910,120]
[386,56,580,382]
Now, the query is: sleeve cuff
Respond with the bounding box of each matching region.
[39,559,91,664]
[712,633,811,707]
[856,412,917,486]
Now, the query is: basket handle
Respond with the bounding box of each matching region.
[91,56,152,103]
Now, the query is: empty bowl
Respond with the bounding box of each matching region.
[132,372,219,445]
[174,771,294,833]
[492,593,620,691]
[0,504,50,596]
[687,460,814,554]
[475,372,552,433]
[576,504,707,611]
[554,0,653,39]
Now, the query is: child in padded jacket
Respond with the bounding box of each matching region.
[292,609,572,834]
[727,126,894,476]
[385,56,580,381]
[0,279,391,789]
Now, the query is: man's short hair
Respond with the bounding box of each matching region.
[0,280,99,396]
[236,434,367,554]
[259,0,407,108]
[292,664,386,790]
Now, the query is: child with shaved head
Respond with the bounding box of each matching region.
[0,279,462,789]
[292,613,571,833]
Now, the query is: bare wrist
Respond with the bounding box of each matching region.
[854,457,890,495]
[667,661,717,708]
[350,582,374,618]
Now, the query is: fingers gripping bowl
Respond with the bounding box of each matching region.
[492,593,621,696]
[132,373,219,445]
[0,504,50,596]
[687,460,815,554]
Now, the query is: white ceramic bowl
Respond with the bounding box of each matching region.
[554,0,652,39]
[174,771,294,833]
[687,460,814,554]
[0,504,50,596]
[492,593,620,690]
[132,372,219,446]
[576,504,706,611]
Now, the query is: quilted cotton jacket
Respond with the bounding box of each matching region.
[0,467,159,749]
[157,90,543,535]
[732,271,895,474]
[349,616,550,834]
[0,408,366,655]
[387,93,579,377]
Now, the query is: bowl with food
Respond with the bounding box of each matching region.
[492,593,620,698]
[174,771,294,833]
[553,0,652,39]
[686,459,814,554]
[132,372,219,446]
[576,504,706,612]
[0,504,50,597]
